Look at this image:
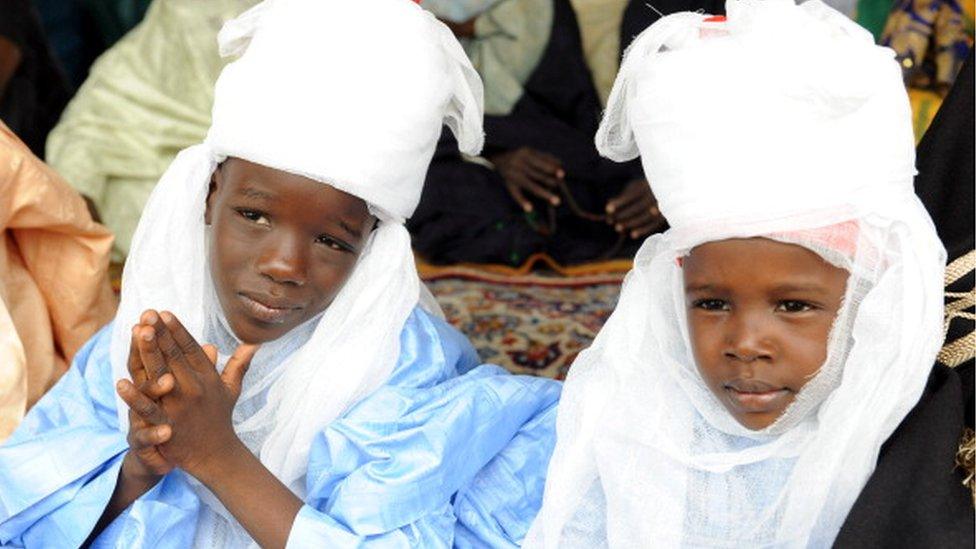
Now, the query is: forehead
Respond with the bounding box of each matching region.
[218,158,369,220]
[683,238,848,287]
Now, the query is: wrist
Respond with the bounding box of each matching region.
[189,434,250,487]
[121,452,162,487]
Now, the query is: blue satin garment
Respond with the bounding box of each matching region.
[0,308,561,548]
[452,398,559,548]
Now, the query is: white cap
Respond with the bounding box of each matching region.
[207,0,484,222]
[596,0,915,231]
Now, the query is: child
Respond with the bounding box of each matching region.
[0,1,559,547]
[455,1,973,547]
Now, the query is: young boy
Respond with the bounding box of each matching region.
[0,1,560,547]
[455,1,973,547]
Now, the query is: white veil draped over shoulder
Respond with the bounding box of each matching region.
[108,0,484,545]
[526,2,946,547]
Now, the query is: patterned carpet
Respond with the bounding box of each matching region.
[421,257,627,379]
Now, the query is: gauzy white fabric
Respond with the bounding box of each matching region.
[108,0,483,546]
[526,1,946,547]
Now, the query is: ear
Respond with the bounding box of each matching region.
[204,166,221,226]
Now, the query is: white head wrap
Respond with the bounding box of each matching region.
[109,0,483,545]
[526,1,946,547]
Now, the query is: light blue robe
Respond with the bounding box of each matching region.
[0,308,561,548]
[453,399,558,548]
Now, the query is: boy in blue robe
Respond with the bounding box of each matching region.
[0,0,559,546]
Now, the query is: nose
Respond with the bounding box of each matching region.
[723,311,774,363]
[256,231,307,287]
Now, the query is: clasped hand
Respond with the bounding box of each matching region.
[117,310,258,484]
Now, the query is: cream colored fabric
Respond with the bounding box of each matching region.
[46,0,260,261]
[0,122,116,442]
[571,0,629,106]
[463,0,553,116]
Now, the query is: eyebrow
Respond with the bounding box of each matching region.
[335,219,363,241]
[238,186,276,201]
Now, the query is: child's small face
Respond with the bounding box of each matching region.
[205,158,373,344]
[682,238,848,430]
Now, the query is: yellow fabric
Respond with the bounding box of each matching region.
[908,87,943,142]
[46,0,260,261]
[570,0,628,107]
[0,122,116,442]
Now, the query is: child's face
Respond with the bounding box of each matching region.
[205,158,374,344]
[682,238,848,430]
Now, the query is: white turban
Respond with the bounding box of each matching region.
[527,1,945,547]
[109,0,483,544]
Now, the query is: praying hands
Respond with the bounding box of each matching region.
[89,310,303,549]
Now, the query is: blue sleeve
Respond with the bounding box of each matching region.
[0,324,129,548]
[289,364,561,546]
[453,400,560,549]
[385,308,481,388]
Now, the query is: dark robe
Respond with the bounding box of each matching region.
[0,0,72,158]
[411,0,661,266]
[835,364,974,547]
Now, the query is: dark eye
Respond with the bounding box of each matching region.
[316,235,352,253]
[237,208,270,226]
[776,300,815,313]
[692,298,730,311]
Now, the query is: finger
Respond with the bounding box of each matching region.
[117,379,169,425]
[221,344,260,398]
[137,325,170,383]
[615,198,656,225]
[525,164,562,189]
[629,216,667,239]
[139,372,176,400]
[202,344,218,365]
[160,311,212,371]
[128,424,172,449]
[506,182,533,213]
[524,153,564,183]
[150,316,196,383]
[605,182,646,214]
[127,325,147,385]
[520,179,561,207]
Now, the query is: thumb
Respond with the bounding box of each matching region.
[221,343,259,397]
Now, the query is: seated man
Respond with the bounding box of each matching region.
[409,0,721,266]
[0,120,115,441]
[0,1,558,546]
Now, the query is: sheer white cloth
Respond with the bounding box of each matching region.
[526,1,946,547]
[108,0,483,546]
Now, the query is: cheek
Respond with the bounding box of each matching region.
[304,255,360,313]
[685,313,725,383]
[782,319,834,374]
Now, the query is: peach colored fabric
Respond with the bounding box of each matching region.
[0,122,116,441]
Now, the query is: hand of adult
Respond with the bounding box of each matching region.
[490,147,565,212]
[605,178,666,239]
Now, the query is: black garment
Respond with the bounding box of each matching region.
[411,0,647,266]
[0,0,72,158]
[914,49,974,426]
[834,364,974,547]
[915,49,974,265]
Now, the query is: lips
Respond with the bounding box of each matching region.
[723,379,792,413]
[237,291,303,324]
